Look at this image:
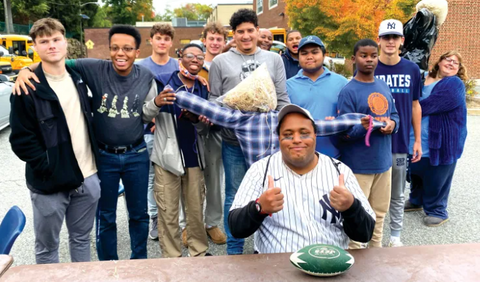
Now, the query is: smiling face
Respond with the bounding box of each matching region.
[286,31,302,54]
[258,29,273,51]
[233,22,259,55]
[299,44,324,73]
[378,34,404,56]
[353,45,378,75]
[33,31,67,64]
[438,55,461,77]
[180,46,204,75]
[203,31,225,57]
[109,33,140,76]
[151,33,172,56]
[279,113,316,169]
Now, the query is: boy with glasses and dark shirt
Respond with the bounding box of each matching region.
[14,25,158,260]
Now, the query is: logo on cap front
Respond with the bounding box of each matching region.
[387,22,396,30]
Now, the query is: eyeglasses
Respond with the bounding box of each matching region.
[109,46,136,53]
[444,57,460,67]
[183,53,205,61]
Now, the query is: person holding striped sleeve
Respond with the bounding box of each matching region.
[227,105,376,253]
[172,91,387,167]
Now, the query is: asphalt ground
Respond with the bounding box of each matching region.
[1,116,479,266]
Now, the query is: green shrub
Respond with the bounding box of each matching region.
[331,63,352,79]
[465,79,478,101]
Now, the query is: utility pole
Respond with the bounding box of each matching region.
[3,0,14,33]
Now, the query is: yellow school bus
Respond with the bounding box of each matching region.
[1,34,41,64]
[227,28,287,43]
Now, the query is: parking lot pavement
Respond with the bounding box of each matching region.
[1,116,479,266]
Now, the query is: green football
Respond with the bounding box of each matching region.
[289,244,354,277]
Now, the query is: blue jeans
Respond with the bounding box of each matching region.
[96,141,150,260]
[222,141,247,255]
[409,157,457,220]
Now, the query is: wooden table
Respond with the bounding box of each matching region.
[2,244,479,282]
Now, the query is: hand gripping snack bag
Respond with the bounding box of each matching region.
[217,63,277,112]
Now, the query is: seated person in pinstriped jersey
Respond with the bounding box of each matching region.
[228,105,376,253]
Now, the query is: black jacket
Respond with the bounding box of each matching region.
[9,64,98,194]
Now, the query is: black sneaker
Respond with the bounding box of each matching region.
[404,200,423,212]
[149,215,158,240]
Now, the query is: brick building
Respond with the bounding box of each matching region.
[430,0,480,78]
[84,27,204,59]
[254,0,289,29]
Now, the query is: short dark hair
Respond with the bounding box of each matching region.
[353,39,378,56]
[182,43,203,53]
[229,9,258,31]
[276,114,318,136]
[109,25,142,49]
[286,30,301,41]
[150,23,175,39]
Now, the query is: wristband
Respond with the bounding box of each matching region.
[255,198,272,216]
[21,66,33,72]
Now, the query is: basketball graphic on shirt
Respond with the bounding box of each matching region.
[367,92,388,115]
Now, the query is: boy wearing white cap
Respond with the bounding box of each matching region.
[375,19,423,247]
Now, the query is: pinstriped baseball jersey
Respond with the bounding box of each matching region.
[231,151,375,253]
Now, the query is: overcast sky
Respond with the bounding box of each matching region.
[153,0,253,15]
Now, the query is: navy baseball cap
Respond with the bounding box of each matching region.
[298,35,325,51]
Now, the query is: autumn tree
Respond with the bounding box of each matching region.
[172,3,213,21]
[285,0,416,56]
[105,0,154,25]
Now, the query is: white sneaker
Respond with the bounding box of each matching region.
[389,237,403,247]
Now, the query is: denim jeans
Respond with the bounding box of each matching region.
[144,134,157,218]
[96,141,150,260]
[222,141,248,255]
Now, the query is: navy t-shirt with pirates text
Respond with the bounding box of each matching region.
[374,58,421,154]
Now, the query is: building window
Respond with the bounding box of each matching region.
[269,0,278,9]
[257,0,263,14]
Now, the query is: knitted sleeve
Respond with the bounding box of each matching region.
[420,76,466,116]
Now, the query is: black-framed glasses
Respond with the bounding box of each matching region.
[183,53,205,61]
[109,46,136,53]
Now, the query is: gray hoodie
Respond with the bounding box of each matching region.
[209,47,290,145]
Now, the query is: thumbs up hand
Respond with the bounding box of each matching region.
[329,174,354,212]
[257,175,284,214]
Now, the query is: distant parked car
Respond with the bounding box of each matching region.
[0,74,13,131]
[270,40,286,54]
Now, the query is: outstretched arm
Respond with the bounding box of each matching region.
[175,91,246,129]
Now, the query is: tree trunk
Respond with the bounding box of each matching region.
[3,0,14,33]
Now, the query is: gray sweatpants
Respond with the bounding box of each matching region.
[180,130,224,228]
[31,173,101,264]
[389,153,408,237]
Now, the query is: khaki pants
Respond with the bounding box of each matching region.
[154,165,208,257]
[349,168,392,249]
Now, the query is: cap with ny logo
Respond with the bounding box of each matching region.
[378,19,404,37]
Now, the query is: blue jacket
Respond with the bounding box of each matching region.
[281,49,301,79]
[420,76,467,166]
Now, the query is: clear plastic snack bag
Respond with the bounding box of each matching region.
[217,63,277,112]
